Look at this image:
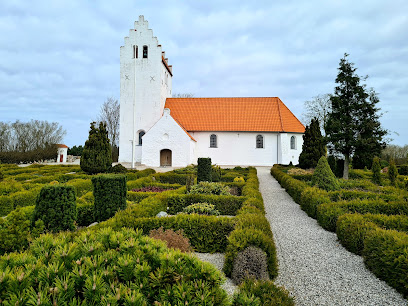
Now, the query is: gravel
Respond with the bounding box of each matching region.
[256,166,407,306]
[194,252,238,297]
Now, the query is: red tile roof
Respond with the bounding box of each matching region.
[164,97,305,133]
[57,144,68,148]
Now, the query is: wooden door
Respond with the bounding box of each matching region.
[160,149,172,167]
[60,154,63,162]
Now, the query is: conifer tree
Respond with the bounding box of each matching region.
[299,118,325,169]
[371,156,382,185]
[311,156,340,191]
[388,158,398,186]
[80,122,112,174]
[325,53,387,179]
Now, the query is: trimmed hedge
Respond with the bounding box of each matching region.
[76,202,94,226]
[197,157,212,182]
[105,213,235,253]
[153,172,191,185]
[92,174,127,222]
[0,196,13,217]
[66,178,93,196]
[166,193,245,215]
[317,199,408,232]
[32,185,77,232]
[299,187,331,218]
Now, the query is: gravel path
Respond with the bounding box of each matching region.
[256,167,407,306]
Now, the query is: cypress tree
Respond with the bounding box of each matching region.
[388,159,398,186]
[325,53,387,179]
[299,118,325,169]
[80,122,112,174]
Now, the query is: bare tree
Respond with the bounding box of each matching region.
[97,97,120,148]
[302,94,332,136]
[172,93,195,98]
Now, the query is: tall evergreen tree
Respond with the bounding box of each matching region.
[80,122,112,174]
[299,118,325,169]
[325,53,387,179]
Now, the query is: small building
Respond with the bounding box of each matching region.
[57,144,68,163]
[118,16,305,167]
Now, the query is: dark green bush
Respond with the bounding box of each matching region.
[388,159,398,186]
[224,228,277,279]
[399,165,408,175]
[76,202,94,226]
[211,165,222,182]
[311,156,340,191]
[32,185,77,232]
[233,279,294,306]
[372,156,382,185]
[232,246,269,285]
[80,121,112,174]
[92,174,127,222]
[197,157,212,182]
[108,163,127,173]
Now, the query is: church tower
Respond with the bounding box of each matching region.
[118,16,173,165]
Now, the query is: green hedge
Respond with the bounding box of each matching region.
[0,196,13,217]
[153,172,191,185]
[271,165,309,203]
[76,202,94,226]
[197,157,212,182]
[66,178,93,196]
[299,187,331,218]
[224,228,277,279]
[317,199,408,232]
[166,193,245,215]
[104,213,235,253]
[92,174,127,222]
[337,213,408,255]
[364,227,408,297]
[127,191,157,202]
[125,168,156,180]
[32,185,77,232]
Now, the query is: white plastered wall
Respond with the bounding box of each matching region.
[142,109,193,167]
[119,16,172,163]
[190,132,280,166]
[57,148,68,163]
[278,133,303,165]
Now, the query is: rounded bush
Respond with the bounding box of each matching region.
[312,156,340,191]
[232,246,269,285]
[182,202,220,216]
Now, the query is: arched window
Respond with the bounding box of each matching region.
[138,131,145,145]
[210,134,217,148]
[133,45,138,58]
[290,136,296,150]
[256,135,264,148]
[143,45,148,58]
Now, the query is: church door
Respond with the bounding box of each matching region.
[160,149,172,167]
[60,154,63,162]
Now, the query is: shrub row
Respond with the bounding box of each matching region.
[103,213,235,253]
[0,227,229,305]
[336,214,408,297]
[0,187,42,217]
[153,172,192,185]
[166,193,245,215]
[224,168,278,280]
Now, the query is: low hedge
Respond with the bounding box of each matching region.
[76,202,94,226]
[224,228,277,279]
[328,189,405,203]
[299,187,331,218]
[166,193,245,215]
[9,187,42,209]
[153,172,191,185]
[104,213,235,253]
[317,199,408,232]
[364,227,408,297]
[125,168,156,180]
[66,178,93,196]
[127,191,158,202]
[0,196,13,217]
[337,213,408,255]
[271,165,308,203]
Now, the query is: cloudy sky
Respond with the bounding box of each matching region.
[1,0,407,147]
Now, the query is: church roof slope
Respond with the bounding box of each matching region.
[164,97,305,133]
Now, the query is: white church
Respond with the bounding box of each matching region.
[119,16,305,167]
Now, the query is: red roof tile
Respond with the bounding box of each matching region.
[57,144,68,148]
[164,97,305,133]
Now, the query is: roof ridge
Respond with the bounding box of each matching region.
[277,98,284,132]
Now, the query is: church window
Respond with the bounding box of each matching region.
[256,135,264,148]
[290,136,296,149]
[133,45,138,58]
[143,45,148,58]
[210,134,217,148]
[138,131,145,145]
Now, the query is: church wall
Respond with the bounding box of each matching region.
[142,110,192,167]
[279,133,303,165]
[190,132,280,166]
[119,16,172,164]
